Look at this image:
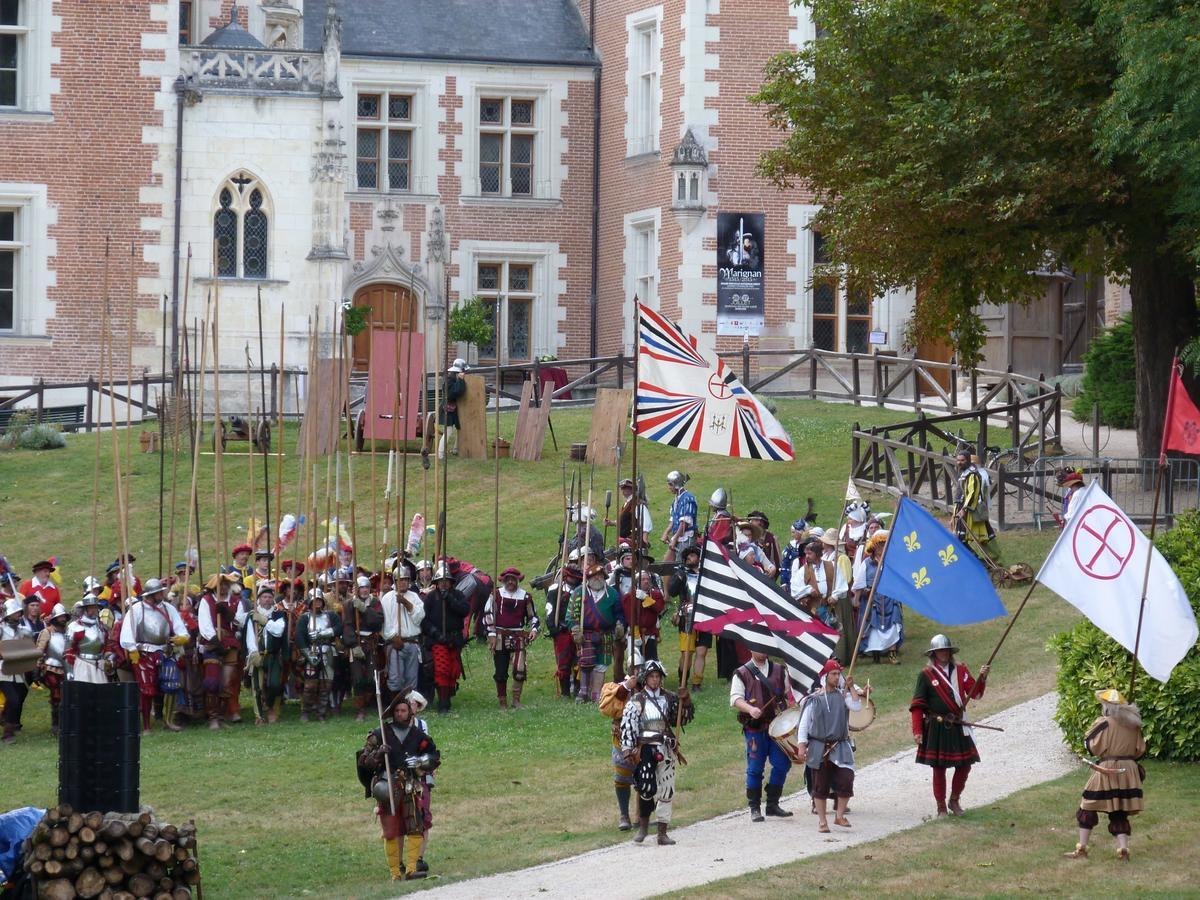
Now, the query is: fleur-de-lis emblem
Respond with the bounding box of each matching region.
[938,544,958,567]
[912,567,931,589]
[903,531,921,552]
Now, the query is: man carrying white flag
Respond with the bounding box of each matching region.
[1036,481,1198,683]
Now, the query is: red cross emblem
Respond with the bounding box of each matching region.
[1071,505,1135,581]
[707,373,733,400]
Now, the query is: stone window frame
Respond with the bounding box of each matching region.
[355,90,417,194]
[474,259,536,364]
[457,241,561,361]
[0,183,52,338]
[623,206,661,351]
[624,6,663,159]
[462,81,554,201]
[211,172,273,281]
[478,95,538,198]
[0,0,53,114]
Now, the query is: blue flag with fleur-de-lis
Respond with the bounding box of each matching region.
[875,497,1007,625]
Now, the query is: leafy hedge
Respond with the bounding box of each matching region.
[1050,509,1200,760]
[0,411,67,451]
[1072,315,1135,428]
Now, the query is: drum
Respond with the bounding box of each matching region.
[768,704,805,764]
[848,697,877,732]
[0,638,42,676]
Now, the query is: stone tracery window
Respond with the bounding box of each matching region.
[213,173,270,279]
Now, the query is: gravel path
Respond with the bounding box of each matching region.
[417,692,1074,900]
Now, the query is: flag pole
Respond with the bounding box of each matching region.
[677,506,712,724]
[629,297,641,683]
[844,497,902,689]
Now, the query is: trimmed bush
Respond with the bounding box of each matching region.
[1072,315,1135,427]
[0,411,66,451]
[1050,508,1200,760]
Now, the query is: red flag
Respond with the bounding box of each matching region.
[1160,358,1200,463]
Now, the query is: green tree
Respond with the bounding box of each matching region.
[754,0,1199,456]
[448,296,496,360]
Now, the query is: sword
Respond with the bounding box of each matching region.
[935,714,1005,733]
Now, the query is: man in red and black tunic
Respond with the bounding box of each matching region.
[421,566,471,715]
[484,567,539,709]
[544,561,582,700]
[910,633,990,816]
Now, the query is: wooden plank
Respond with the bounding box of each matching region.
[585,387,631,466]
[511,381,552,461]
[455,373,488,460]
[297,357,349,456]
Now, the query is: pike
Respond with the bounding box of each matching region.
[89,236,111,578]
[256,286,272,543]
[372,667,398,817]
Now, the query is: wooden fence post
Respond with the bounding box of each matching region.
[35,377,44,423]
[998,464,1007,529]
[616,351,625,389]
[873,352,882,407]
[742,339,751,386]
[851,424,861,475]
[141,371,150,418]
[970,368,978,410]
[809,352,818,400]
[912,359,921,408]
[85,376,95,432]
[949,356,958,410]
[851,355,861,405]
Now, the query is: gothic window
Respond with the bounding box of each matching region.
[213,173,271,279]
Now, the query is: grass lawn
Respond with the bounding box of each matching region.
[0,400,1076,897]
[674,760,1200,899]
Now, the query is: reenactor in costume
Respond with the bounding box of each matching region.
[35,604,70,735]
[65,596,110,684]
[619,567,665,663]
[245,581,289,725]
[0,597,33,743]
[779,519,808,593]
[567,506,606,571]
[669,545,710,692]
[544,559,582,699]
[345,574,386,723]
[797,659,867,833]
[197,572,241,729]
[570,563,625,703]
[599,649,643,831]
[104,555,141,610]
[20,559,60,609]
[953,450,995,552]
[357,693,441,881]
[228,543,254,584]
[246,550,274,595]
[792,538,846,633]
[746,512,782,575]
[421,566,471,714]
[120,579,189,733]
[608,478,653,550]
[731,650,795,822]
[618,659,694,845]
[661,470,698,562]
[413,559,434,596]
[381,567,426,708]
[437,362,467,459]
[822,530,858,665]
[296,588,341,722]
[329,569,355,715]
[483,567,540,710]
[909,633,990,816]
[1064,689,1146,861]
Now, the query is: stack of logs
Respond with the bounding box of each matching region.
[22,806,201,900]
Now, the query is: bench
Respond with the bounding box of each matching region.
[0,404,86,433]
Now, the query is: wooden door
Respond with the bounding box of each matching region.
[351,283,418,371]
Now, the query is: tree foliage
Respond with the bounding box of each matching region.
[754,0,1199,453]
[1073,315,1135,428]
[448,296,495,356]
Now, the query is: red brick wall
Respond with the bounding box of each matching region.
[0,0,165,381]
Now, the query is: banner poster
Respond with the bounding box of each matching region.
[716,212,765,335]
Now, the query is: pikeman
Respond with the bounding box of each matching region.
[357,693,441,881]
[245,581,289,725]
[246,549,274,595]
[544,557,583,699]
[731,650,795,822]
[796,659,868,833]
[346,574,386,723]
[607,478,653,550]
[570,563,624,704]
[0,597,33,744]
[65,596,110,684]
[296,587,342,723]
[620,564,665,663]
[909,633,990,816]
[668,544,710,692]
[421,565,471,715]
[35,604,70,735]
[599,648,643,831]
[791,538,843,629]
[661,471,698,563]
[619,659,694,845]
[120,578,189,733]
[197,571,241,730]
[228,542,254,584]
[382,566,426,708]
[484,567,539,710]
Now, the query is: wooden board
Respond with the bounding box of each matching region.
[510,380,552,461]
[364,328,424,443]
[297,357,349,457]
[586,388,631,466]
[455,373,488,460]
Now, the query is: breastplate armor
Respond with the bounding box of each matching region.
[641,693,668,734]
[44,630,67,668]
[138,604,170,644]
[75,621,105,656]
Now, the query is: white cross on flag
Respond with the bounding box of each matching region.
[1036,481,1198,683]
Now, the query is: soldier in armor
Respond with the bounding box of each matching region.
[65,596,110,684]
[599,648,643,831]
[421,566,470,715]
[544,560,582,699]
[483,567,539,710]
[661,471,698,562]
[413,559,434,596]
[669,545,711,692]
[797,659,868,833]
[382,567,426,709]
[197,572,241,730]
[344,574,386,722]
[296,588,341,722]
[329,569,355,715]
[953,450,996,554]
[619,659,694,845]
[356,693,441,881]
[120,579,190,733]
[570,563,625,703]
[245,581,289,725]
[1,597,34,743]
[36,604,71,736]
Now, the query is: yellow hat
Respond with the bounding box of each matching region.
[1095,688,1126,705]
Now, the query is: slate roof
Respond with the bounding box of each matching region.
[200,9,266,49]
[304,0,599,67]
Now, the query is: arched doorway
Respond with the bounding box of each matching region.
[351,283,419,371]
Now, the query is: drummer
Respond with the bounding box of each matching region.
[730,650,795,822]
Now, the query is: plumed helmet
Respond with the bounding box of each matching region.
[639,658,668,684]
[666,470,688,489]
[925,633,959,656]
[142,578,167,597]
[709,487,728,511]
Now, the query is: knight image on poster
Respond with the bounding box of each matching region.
[717,212,765,335]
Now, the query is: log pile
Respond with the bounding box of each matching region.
[22,806,202,900]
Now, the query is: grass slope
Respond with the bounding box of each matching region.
[0,400,1068,897]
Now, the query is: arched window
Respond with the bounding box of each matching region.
[212,173,270,279]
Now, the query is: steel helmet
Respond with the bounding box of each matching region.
[433,564,452,582]
[142,578,167,597]
[925,633,959,656]
[709,487,728,511]
[415,559,432,571]
[371,779,394,806]
[666,470,688,489]
[49,603,68,620]
[307,587,325,603]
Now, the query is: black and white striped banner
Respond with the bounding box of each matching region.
[693,538,838,695]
